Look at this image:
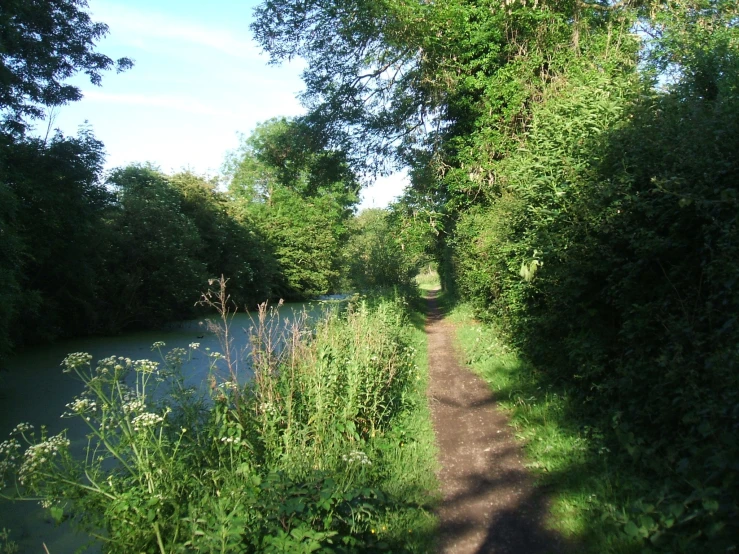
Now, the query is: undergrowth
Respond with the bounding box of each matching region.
[0,281,438,552]
[449,292,736,554]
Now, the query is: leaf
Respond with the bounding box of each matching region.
[49,505,64,524]
[702,499,719,513]
[624,520,640,538]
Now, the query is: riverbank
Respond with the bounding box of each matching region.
[0,288,439,552]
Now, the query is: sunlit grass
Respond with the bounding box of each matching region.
[453,313,643,553]
[414,269,440,291]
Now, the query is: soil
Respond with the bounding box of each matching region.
[426,289,565,554]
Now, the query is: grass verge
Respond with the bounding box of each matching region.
[444,292,661,554]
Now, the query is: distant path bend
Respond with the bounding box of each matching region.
[426,289,563,554]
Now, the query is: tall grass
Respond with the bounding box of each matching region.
[0,285,438,552]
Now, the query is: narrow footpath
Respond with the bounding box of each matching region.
[426,290,564,554]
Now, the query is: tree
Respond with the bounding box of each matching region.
[343,208,416,290]
[0,0,132,133]
[1,126,112,346]
[103,165,207,328]
[169,171,278,306]
[226,117,359,298]
[226,117,360,209]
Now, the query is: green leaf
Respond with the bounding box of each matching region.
[49,505,64,524]
[702,499,719,513]
[624,520,640,538]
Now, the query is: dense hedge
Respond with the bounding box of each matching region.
[451,45,739,553]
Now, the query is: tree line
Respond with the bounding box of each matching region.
[252,0,738,550]
[0,117,424,361]
[0,2,426,362]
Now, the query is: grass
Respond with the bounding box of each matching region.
[441,291,647,554]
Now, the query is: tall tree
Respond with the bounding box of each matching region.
[1,127,112,346]
[227,117,359,298]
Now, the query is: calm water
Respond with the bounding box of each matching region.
[0,300,337,552]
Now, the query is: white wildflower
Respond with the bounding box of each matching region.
[61,352,92,373]
[342,450,372,466]
[18,434,70,482]
[65,397,97,414]
[131,412,165,431]
[188,342,200,349]
[133,359,159,374]
[122,399,145,414]
[10,423,33,435]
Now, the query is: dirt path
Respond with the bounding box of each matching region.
[426,290,563,554]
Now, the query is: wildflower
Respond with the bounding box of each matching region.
[0,438,20,455]
[62,397,98,418]
[259,402,278,416]
[61,352,92,373]
[151,341,166,350]
[131,412,165,431]
[165,348,188,366]
[133,359,159,374]
[18,434,70,483]
[188,342,200,350]
[341,450,372,466]
[122,399,145,414]
[10,423,33,435]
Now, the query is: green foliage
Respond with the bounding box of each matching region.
[343,209,416,290]
[228,118,359,299]
[254,0,739,550]
[0,180,21,360]
[445,4,739,551]
[227,117,359,207]
[243,187,345,299]
[103,165,209,328]
[0,290,437,552]
[168,171,277,306]
[0,0,132,133]
[0,127,112,346]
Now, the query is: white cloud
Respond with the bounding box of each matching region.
[91,1,261,60]
[81,89,238,117]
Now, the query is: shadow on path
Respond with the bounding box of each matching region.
[426,289,566,554]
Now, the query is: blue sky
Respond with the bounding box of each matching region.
[45,0,406,209]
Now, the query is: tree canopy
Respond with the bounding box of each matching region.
[0,0,133,133]
[254,0,739,549]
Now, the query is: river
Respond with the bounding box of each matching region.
[0,299,338,552]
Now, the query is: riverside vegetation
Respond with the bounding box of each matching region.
[0,282,438,552]
[250,0,739,551]
[3,0,738,552]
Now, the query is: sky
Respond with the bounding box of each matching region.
[44,0,406,209]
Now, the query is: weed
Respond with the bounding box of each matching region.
[0,284,438,552]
